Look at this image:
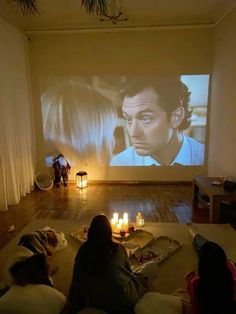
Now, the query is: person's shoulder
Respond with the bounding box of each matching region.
[114,242,126,252]
[184,135,204,147]
[174,135,204,165]
[74,242,88,260]
[183,135,204,163]
[110,146,135,165]
[190,276,198,286]
[227,260,236,268]
[112,242,129,264]
[77,242,88,254]
[227,260,236,277]
[110,241,124,253]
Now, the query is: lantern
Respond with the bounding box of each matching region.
[76,171,88,189]
[135,212,145,227]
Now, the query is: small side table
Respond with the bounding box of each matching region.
[193,176,236,223]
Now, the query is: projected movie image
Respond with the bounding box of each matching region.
[41,75,209,167]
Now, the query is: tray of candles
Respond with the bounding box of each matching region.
[112,225,136,239]
[112,231,131,239]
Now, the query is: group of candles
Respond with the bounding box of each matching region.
[111,213,129,233]
[111,212,145,234]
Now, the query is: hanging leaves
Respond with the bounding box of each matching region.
[8,0,40,16]
[81,0,108,15]
[7,0,109,18]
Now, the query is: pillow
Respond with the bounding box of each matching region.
[135,292,182,314]
[0,284,66,314]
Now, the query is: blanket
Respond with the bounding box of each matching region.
[18,226,68,256]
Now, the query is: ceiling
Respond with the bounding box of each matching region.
[0,0,236,33]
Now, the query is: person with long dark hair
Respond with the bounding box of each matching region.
[186,223,236,314]
[67,214,158,314]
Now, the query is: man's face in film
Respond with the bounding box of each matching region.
[122,87,174,157]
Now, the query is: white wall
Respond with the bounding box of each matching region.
[208,7,236,178]
[29,28,213,181]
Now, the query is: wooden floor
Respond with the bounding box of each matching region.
[0,182,215,249]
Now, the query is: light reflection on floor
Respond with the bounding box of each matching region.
[34,183,194,225]
[108,199,158,222]
[172,203,192,223]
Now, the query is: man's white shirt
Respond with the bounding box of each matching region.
[110,135,204,166]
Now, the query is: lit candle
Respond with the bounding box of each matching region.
[123,213,128,221]
[115,218,122,231]
[123,213,128,231]
[113,213,118,224]
[111,218,116,232]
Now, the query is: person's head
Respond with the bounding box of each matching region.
[10,253,52,287]
[87,214,113,246]
[41,80,118,164]
[196,241,235,313]
[120,76,191,157]
[80,215,114,274]
[198,241,228,279]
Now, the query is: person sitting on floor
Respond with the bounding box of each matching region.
[0,253,66,314]
[185,223,236,314]
[67,214,159,314]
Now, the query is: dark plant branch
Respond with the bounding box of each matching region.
[100,11,128,25]
[8,0,40,16]
[81,0,108,15]
[7,0,124,21]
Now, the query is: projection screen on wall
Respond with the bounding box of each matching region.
[40,75,209,167]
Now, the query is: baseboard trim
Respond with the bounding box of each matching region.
[69,180,191,185]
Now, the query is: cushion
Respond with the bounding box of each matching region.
[135,292,182,314]
[0,284,66,314]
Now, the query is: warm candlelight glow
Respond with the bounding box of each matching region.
[123,213,128,221]
[123,213,128,230]
[79,179,87,188]
[76,171,88,189]
[113,213,118,223]
[111,218,116,229]
[111,212,129,233]
[136,212,145,227]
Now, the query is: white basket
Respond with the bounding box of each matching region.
[35,172,54,191]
